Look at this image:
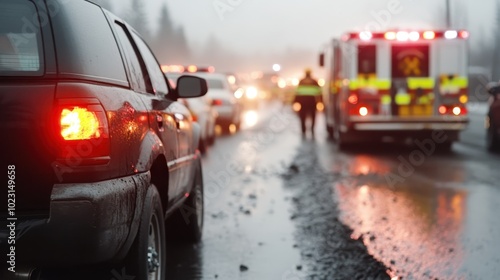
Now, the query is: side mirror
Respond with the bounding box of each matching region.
[319,53,325,67]
[176,75,208,98]
[487,82,500,95]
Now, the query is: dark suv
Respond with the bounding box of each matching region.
[0,0,206,279]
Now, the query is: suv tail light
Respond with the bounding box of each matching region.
[56,98,110,165]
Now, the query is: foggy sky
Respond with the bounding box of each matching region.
[112,0,493,51]
[109,0,494,75]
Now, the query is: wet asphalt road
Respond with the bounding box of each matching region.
[35,100,499,279]
[166,100,500,280]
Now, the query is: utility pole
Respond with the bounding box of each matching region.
[446,0,451,28]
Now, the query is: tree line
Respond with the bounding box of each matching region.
[92,0,191,65]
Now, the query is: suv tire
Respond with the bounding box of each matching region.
[127,185,166,280]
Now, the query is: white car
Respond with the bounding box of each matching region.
[192,73,243,133]
[179,97,218,153]
[167,73,218,153]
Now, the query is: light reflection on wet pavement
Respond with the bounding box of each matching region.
[167,102,304,279]
[314,138,500,279]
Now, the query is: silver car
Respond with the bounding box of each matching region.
[196,73,242,133]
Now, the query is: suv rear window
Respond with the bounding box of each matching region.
[0,0,43,75]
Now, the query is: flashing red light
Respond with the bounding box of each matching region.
[359,31,373,41]
[444,30,458,39]
[359,107,368,116]
[439,106,447,115]
[396,31,409,41]
[344,30,468,41]
[409,31,420,41]
[348,94,359,105]
[423,31,436,40]
[385,32,397,40]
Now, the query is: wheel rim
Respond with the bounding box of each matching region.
[147,212,162,280]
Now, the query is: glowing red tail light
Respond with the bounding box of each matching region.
[57,99,110,164]
[61,107,101,140]
[212,99,224,106]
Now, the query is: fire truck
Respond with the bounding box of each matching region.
[319,30,470,149]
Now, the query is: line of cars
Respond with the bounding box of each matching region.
[165,66,244,154]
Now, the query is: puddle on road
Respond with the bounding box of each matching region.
[326,151,500,280]
[334,179,467,279]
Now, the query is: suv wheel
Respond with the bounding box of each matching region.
[127,185,165,280]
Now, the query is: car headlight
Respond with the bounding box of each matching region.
[234,88,244,99]
[246,87,258,99]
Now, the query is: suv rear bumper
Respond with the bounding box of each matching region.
[0,172,149,266]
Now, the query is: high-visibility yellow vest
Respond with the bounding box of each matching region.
[296,85,321,96]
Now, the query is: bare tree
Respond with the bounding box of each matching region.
[175,26,190,63]
[152,4,175,63]
[126,0,150,41]
[152,3,191,64]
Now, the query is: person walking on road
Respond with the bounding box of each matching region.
[294,68,322,137]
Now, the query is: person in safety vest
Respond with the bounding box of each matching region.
[294,68,322,136]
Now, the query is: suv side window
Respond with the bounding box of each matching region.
[130,32,169,96]
[114,23,148,93]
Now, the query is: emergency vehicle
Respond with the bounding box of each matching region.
[319,30,470,149]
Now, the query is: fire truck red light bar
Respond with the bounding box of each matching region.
[345,30,468,41]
